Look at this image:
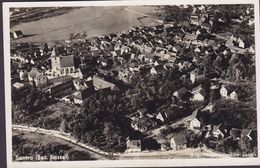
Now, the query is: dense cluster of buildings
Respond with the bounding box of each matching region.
[11,5,256,155]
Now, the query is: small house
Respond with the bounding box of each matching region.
[156,106,181,123]
[219,84,238,100]
[19,70,27,81]
[230,128,242,140]
[93,76,117,91]
[150,65,164,75]
[170,135,187,151]
[12,30,23,39]
[13,82,25,90]
[28,68,48,87]
[230,90,239,100]
[241,129,257,141]
[190,69,205,84]
[131,117,157,133]
[204,124,225,139]
[191,85,206,101]
[46,78,73,97]
[201,103,215,113]
[126,137,142,153]
[173,87,190,101]
[34,72,48,87]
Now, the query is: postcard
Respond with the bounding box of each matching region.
[3,0,260,167]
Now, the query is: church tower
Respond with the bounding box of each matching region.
[51,48,61,75]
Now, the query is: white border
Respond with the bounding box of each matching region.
[3,0,260,167]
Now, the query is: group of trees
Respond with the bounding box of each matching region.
[195,45,256,82]
[12,84,55,124]
[198,99,256,129]
[155,5,193,23]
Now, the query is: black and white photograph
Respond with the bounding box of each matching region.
[3,0,260,167]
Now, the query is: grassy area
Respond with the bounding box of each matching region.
[13,130,98,161]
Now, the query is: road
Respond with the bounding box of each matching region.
[13,124,234,160]
[119,147,232,159]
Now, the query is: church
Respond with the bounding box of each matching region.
[51,48,75,76]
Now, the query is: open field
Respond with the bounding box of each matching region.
[13,130,104,160]
[11,6,159,43]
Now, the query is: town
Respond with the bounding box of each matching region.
[11,4,257,160]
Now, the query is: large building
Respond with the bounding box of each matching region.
[51,49,75,76]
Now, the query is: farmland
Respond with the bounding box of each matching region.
[11,6,158,43]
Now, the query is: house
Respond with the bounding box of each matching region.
[19,70,27,81]
[131,117,157,133]
[173,87,190,101]
[230,90,239,100]
[12,30,23,39]
[171,45,182,53]
[93,76,117,91]
[170,135,187,151]
[28,68,39,82]
[241,129,257,141]
[78,66,95,79]
[13,82,25,90]
[191,85,206,101]
[51,49,75,76]
[99,58,108,67]
[219,85,228,97]
[204,124,225,139]
[190,15,199,25]
[73,87,95,106]
[34,72,48,87]
[201,102,215,113]
[190,69,205,84]
[150,65,164,75]
[137,108,148,118]
[189,117,201,132]
[231,35,251,49]
[181,109,201,133]
[126,137,142,152]
[230,128,242,140]
[73,79,88,91]
[46,78,73,97]
[28,68,48,87]
[61,95,74,104]
[156,106,180,122]
[219,84,238,99]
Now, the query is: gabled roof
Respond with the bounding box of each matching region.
[221,84,237,94]
[171,135,187,145]
[240,129,257,140]
[126,138,141,148]
[35,72,46,80]
[175,87,189,97]
[74,87,95,100]
[192,85,206,97]
[153,65,164,72]
[159,106,181,120]
[14,30,23,36]
[60,55,74,68]
[28,68,40,78]
[230,128,241,139]
[93,76,115,90]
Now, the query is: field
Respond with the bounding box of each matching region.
[12,130,101,160]
[11,6,159,43]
